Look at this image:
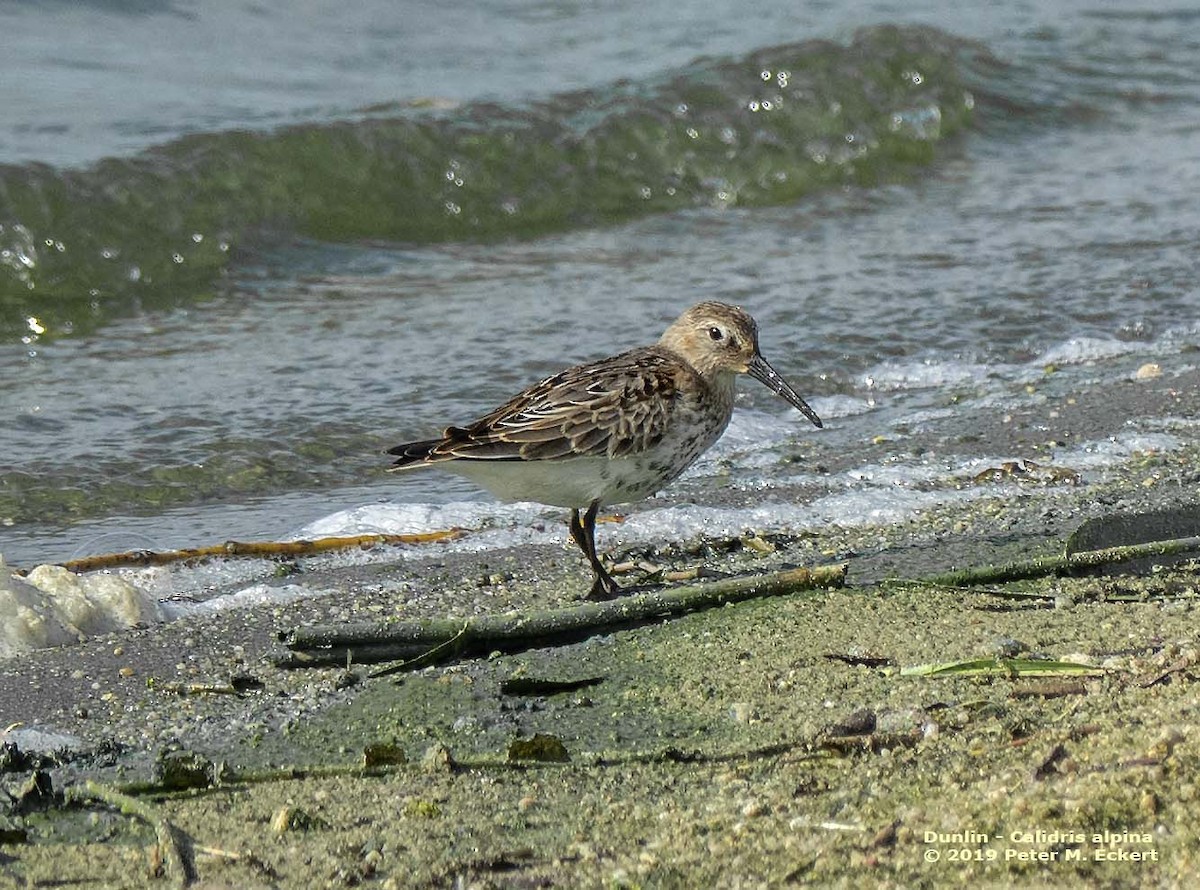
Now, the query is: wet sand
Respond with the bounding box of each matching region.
[3,367,1200,888]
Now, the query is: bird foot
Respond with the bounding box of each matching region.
[585,574,624,601]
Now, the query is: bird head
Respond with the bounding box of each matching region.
[660,301,823,428]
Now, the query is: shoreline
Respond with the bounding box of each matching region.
[2,365,1200,886]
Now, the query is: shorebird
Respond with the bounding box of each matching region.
[387,301,822,599]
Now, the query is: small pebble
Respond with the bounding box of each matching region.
[829,708,876,736]
[876,707,929,735]
[728,702,755,724]
[989,636,1028,658]
[421,742,456,773]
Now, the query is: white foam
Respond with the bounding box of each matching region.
[294,499,556,543]
[0,557,163,659]
[1053,430,1183,469]
[861,358,999,392]
[843,459,948,487]
[718,408,809,449]
[190,583,320,614]
[1036,337,1145,367]
[856,332,1182,399]
[132,560,273,609]
[609,485,975,545]
[811,394,876,419]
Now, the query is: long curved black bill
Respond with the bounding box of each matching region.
[747,353,823,428]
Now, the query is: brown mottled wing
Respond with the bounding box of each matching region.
[402,347,685,464]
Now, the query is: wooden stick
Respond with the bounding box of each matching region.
[65,779,194,888]
[278,562,847,672]
[30,529,464,575]
[919,534,1200,588]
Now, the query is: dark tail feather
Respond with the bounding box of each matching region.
[386,439,441,469]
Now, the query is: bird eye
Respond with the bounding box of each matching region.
[708,326,724,341]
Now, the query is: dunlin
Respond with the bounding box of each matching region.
[388,301,822,599]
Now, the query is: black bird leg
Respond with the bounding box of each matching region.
[569,500,622,600]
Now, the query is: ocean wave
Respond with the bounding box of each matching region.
[0,24,988,341]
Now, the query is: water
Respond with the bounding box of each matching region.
[2,1,1200,647]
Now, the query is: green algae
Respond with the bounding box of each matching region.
[508,734,571,763]
[900,657,1107,678]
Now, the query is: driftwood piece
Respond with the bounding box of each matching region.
[920,535,1200,588]
[279,563,847,673]
[31,529,464,575]
[280,532,1200,674]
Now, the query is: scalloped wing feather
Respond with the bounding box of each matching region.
[420,347,687,463]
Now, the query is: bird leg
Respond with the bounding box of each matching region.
[569,500,622,600]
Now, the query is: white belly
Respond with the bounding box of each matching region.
[442,455,657,507]
[442,421,725,508]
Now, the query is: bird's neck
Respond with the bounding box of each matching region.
[706,369,738,406]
